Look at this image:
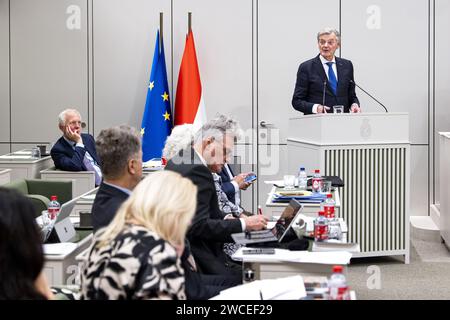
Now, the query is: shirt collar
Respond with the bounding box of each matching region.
[103,181,132,195]
[63,136,76,147]
[194,148,208,167]
[319,54,336,65]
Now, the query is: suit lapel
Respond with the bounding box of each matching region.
[336,57,344,96]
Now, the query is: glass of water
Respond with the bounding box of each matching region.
[283,175,296,190]
[333,105,344,113]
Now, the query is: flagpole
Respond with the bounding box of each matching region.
[159,12,163,48]
[188,12,192,34]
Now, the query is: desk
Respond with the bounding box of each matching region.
[265,186,341,218]
[0,149,53,180]
[0,168,11,185]
[238,249,352,281]
[43,230,92,286]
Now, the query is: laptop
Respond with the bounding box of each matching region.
[231,199,303,245]
[40,196,78,243]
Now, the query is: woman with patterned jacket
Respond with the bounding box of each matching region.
[81,171,197,300]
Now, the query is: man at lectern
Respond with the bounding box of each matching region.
[292,28,361,115]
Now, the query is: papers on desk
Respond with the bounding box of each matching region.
[142,158,163,170]
[210,275,306,300]
[264,180,285,186]
[80,194,96,201]
[0,155,33,159]
[43,242,77,255]
[232,247,352,265]
[12,150,32,155]
[312,241,360,253]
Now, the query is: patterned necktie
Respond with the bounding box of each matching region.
[326,61,338,95]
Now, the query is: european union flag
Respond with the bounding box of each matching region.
[141,30,173,161]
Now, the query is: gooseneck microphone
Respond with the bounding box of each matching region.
[322,81,327,107]
[350,80,388,113]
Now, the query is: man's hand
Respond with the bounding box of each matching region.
[65,125,82,144]
[318,105,331,113]
[350,103,361,113]
[233,173,250,190]
[244,215,269,231]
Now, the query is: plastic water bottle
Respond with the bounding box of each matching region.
[323,194,335,218]
[311,169,323,193]
[47,195,61,220]
[298,167,308,191]
[328,265,349,300]
[314,211,328,242]
[328,217,342,240]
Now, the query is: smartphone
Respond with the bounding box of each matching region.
[245,173,257,183]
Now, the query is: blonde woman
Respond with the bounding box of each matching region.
[80,171,197,300]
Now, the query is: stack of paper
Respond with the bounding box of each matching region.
[210,275,306,300]
[312,240,360,253]
[43,243,77,255]
[232,247,352,265]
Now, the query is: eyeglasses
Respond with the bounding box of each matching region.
[68,120,81,126]
[319,40,337,46]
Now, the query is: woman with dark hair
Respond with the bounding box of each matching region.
[0,187,53,300]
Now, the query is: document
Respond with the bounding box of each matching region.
[210,275,306,300]
[232,247,352,265]
[0,155,33,159]
[43,243,77,255]
[312,241,360,253]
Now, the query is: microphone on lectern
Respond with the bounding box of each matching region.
[350,80,388,113]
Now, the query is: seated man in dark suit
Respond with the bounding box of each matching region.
[50,109,102,186]
[165,117,268,277]
[91,125,143,232]
[93,125,239,299]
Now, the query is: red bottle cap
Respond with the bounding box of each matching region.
[333,265,343,273]
[50,195,57,201]
[318,211,325,216]
[327,193,332,198]
[315,169,320,173]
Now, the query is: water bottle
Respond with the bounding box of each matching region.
[297,167,308,191]
[328,265,349,300]
[323,194,335,218]
[328,217,342,240]
[314,211,329,242]
[311,169,323,193]
[47,195,61,220]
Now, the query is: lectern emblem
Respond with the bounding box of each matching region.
[360,118,371,139]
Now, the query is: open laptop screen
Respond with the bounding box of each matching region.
[271,199,302,241]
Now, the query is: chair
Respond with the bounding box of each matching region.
[40,166,95,198]
[3,179,73,218]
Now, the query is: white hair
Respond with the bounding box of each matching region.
[162,124,195,160]
[58,108,81,126]
[317,27,341,44]
[194,114,241,145]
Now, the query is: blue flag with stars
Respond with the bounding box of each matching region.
[141,30,173,161]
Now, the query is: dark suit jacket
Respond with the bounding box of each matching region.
[51,133,100,172]
[165,148,242,276]
[219,164,236,204]
[91,182,129,232]
[292,54,359,114]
